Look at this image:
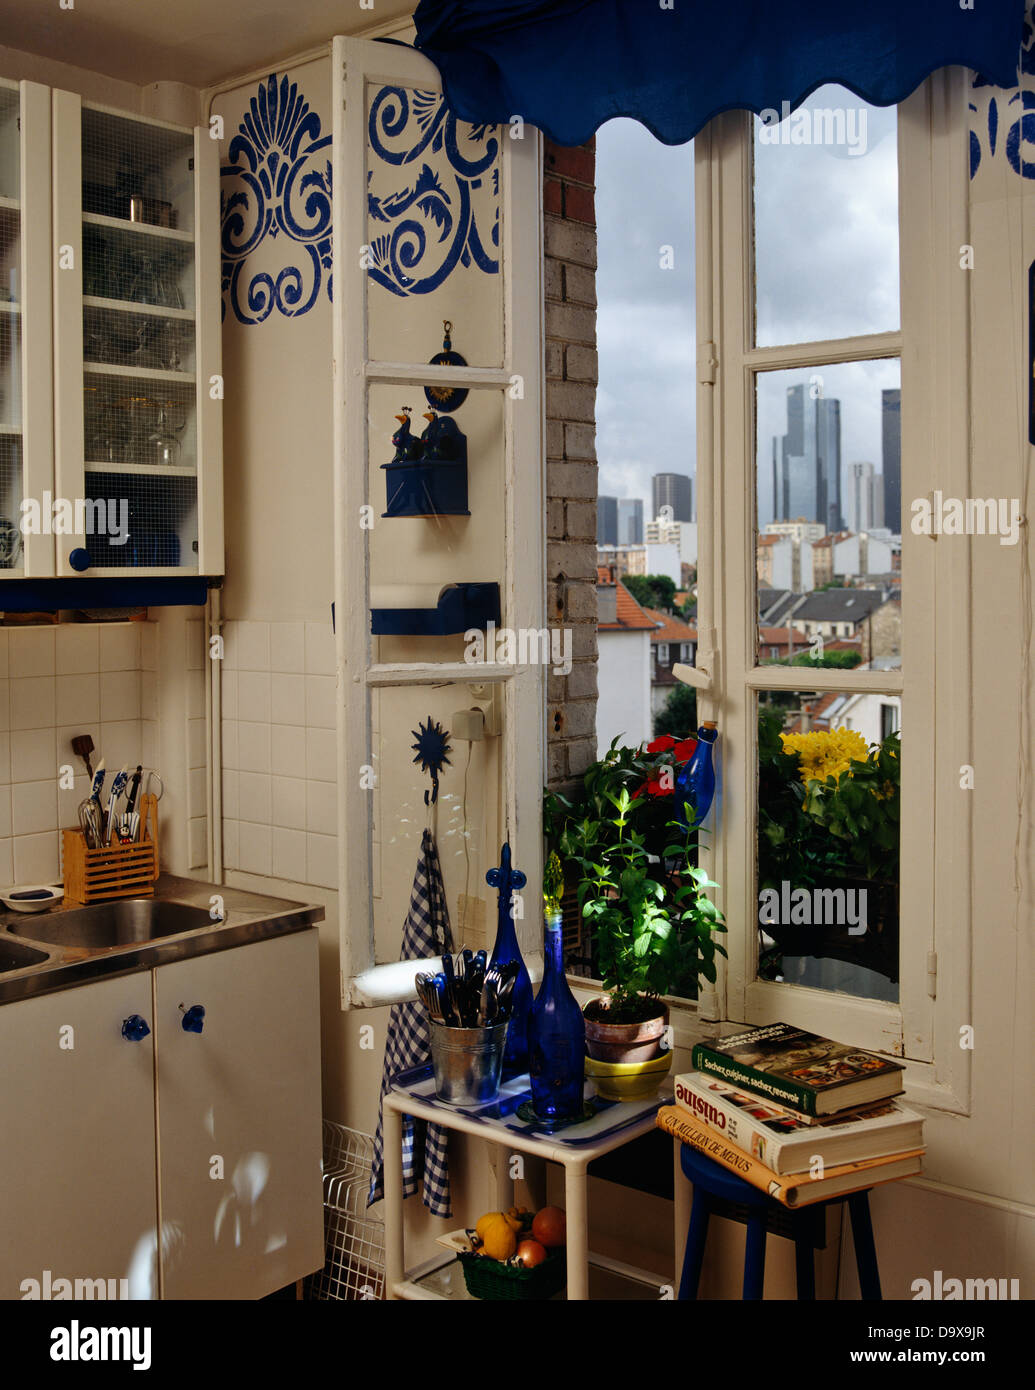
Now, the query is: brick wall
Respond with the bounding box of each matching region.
[544,138,598,789]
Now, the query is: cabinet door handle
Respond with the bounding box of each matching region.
[122,1014,151,1042]
[68,547,91,572]
[179,1003,205,1033]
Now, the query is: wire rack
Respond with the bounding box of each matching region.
[303,1120,386,1301]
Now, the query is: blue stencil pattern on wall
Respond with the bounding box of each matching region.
[220,73,333,323]
[969,1,1034,180]
[366,86,500,297]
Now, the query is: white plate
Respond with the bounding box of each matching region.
[1,884,64,913]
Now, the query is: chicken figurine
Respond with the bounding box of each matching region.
[420,409,463,461]
[391,407,424,462]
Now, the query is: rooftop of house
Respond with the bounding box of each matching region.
[598,577,659,632]
[759,626,810,646]
[758,588,804,625]
[792,589,887,622]
[642,606,698,643]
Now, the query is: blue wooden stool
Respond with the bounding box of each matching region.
[678,1144,882,1300]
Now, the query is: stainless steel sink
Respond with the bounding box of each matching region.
[12,898,217,950]
[0,940,51,972]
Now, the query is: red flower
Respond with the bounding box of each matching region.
[640,734,697,797]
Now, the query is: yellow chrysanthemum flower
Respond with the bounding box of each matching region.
[780,727,870,786]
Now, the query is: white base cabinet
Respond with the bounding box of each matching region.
[0,972,158,1300]
[0,928,323,1300]
[154,930,324,1300]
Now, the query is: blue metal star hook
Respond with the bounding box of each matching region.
[411,717,452,805]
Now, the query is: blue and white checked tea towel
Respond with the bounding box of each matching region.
[368,828,454,1217]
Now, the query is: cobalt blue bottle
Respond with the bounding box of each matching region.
[486,843,533,1077]
[529,910,586,1122]
[675,721,718,832]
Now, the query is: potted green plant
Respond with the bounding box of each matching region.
[573,782,726,1080]
[543,736,697,971]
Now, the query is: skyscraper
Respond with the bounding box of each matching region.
[652,472,694,522]
[597,495,618,546]
[882,388,901,534]
[617,498,644,545]
[772,383,843,532]
[846,461,881,533]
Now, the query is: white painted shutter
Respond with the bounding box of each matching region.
[331,37,544,1007]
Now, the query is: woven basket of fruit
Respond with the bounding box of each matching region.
[458,1246,566,1301]
[457,1205,568,1301]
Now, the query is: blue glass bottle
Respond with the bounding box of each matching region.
[529,910,586,1122]
[486,843,533,1077]
[675,721,718,832]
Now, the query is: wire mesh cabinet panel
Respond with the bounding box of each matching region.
[52,92,223,578]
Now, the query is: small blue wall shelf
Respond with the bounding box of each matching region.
[370,582,500,636]
[382,409,469,518]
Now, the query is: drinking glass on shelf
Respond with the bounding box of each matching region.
[149,399,186,467]
[121,394,159,464]
[127,319,163,372]
[124,253,159,306]
[153,256,184,310]
[87,400,129,465]
[156,319,187,372]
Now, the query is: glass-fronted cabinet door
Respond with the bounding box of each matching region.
[52,93,222,578]
[0,79,53,579]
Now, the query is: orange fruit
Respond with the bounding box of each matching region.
[531,1205,566,1248]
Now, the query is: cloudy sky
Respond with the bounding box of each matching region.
[594,87,901,530]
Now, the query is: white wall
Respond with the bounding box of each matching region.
[596,630,652,755]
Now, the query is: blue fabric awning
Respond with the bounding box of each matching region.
[413,0,1026,146]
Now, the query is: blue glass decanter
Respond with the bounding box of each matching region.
[529,900,586,1124]
[486,843,533,1077]
[675,721,718,832]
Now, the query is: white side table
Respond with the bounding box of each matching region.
[382,1069,668,1300]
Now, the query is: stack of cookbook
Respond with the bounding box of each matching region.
[656,1022,924,1207]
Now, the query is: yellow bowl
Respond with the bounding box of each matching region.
[584,1048,673,1101]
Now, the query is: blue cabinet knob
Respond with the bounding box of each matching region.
[68,548,90,572]
[180,1004,205,1034]
[122,1014,151,1042]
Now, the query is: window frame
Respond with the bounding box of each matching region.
[692,71,974,1113]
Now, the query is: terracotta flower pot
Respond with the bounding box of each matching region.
[583,997,668,1064]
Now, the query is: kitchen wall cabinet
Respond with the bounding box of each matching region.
[0,929,322,1300]
[0,77,222,585]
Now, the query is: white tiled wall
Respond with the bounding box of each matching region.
[0,623,156,885]
[221,619,337,889]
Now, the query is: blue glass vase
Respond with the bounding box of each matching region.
[529,910,586,1122]
[486,843,533,1077]
[675,721,718,832]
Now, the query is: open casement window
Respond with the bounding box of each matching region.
[696,70,973,1111]
[331,38,544,1008]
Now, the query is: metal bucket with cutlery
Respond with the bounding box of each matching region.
[428,1021,509,1107]
[417,951,519,1105]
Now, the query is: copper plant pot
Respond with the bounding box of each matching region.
[583,997,668,1064]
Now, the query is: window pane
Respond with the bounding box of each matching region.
[753,86,899,347]
[594,119,698,752]
[756,690,900,1002]
[756,359,901,669]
